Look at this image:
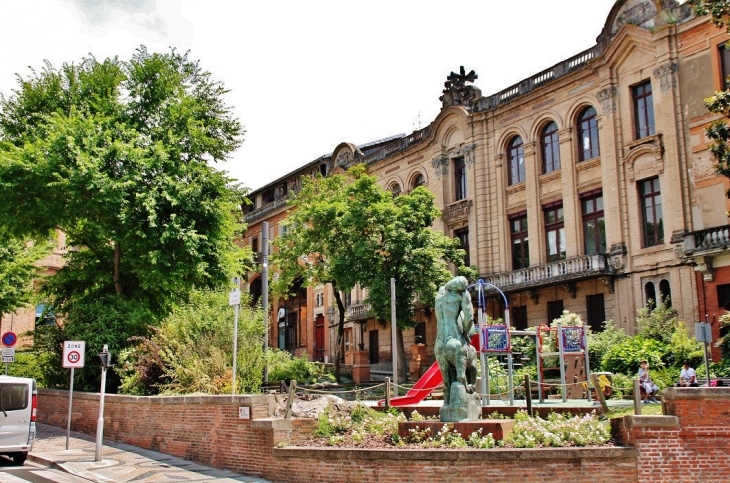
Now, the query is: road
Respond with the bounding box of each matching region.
[0,460,89,483]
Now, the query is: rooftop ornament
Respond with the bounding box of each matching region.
[439,66,481,110]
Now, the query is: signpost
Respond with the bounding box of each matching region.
[230,279,241,395]
[1,332,17,374]
[62,341,85,450]
[696,320,713,386]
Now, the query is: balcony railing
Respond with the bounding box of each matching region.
[346,303,372,321]
[359,126,433,166]
[244,195,290,223]
[481,254,609,292]
[684,225,730,255]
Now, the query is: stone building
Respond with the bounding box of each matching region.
[243,0,730,370]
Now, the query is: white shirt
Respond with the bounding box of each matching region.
[680,367,696,384]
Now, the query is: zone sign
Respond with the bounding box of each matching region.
[62,341,86,369]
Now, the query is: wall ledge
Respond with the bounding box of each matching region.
[662,387,730,400]
[620,415,680,429]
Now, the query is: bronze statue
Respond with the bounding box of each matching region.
[434,276,481,421]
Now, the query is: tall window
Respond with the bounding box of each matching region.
[389,183,401,197]
[720,43,730,90]
[508,136,525,185]
[633,80,655,139]
[639,177,663,247]
[510,213,529,269]
[454,157,467,200]
[415,322,426,344]
[547,300,564,324]
[251,236,259,254]
[454,228,470,267]
[582,193,606,255]
[586,294,605,333]
[412,173,426,189]
[718,283,730,309]
[512,306,528,331]
[645,281,657,310]
[659,279,671,307]
[578,106,600,161]
[544,204,566,262]
[541,121,560,173]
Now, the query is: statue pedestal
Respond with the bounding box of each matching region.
[398,419,514,441]
[439,381,482,422]
[351,351,370,384]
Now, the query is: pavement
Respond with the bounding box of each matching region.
[29,423,273,483]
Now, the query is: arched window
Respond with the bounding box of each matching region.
[645,281,656,310]
[389,183,401,197]
[412,173,426,189]
[578,107,600,161]
[508,136,525,185]
[541,122,560,174]
[659,279,671,307]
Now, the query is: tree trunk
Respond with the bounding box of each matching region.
[332,287,346,382]
[397,326,409,383]
[114,240,123,295]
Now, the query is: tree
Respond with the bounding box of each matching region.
[271,165,470,381]
[0,48,248,388]
[689,0,730,198]
[0,234,51,315]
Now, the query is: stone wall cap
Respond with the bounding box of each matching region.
[621,415,680,429]
[663,387,730,400]
[274,446,636,461]
[252,418,293,431]
[38,388,274,406]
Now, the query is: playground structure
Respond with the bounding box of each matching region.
[380,279,593,407]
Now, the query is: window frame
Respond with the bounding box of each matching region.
[412,173,426,190]
[720,42,730,90]
[454,227,470,267]
[510,213,529,270]
[639,177,663,247]
[544,204,566,262]
[508,136,525,186]
[541,121,560,174]
[577,106,600,161]
[454,156,467,201]
[632,80,655,140]
[581,192,606,255]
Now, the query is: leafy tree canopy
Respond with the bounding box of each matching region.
[0,234,51,315]
[0,47,248,324]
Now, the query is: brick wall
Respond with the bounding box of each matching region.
[37,388,730,483]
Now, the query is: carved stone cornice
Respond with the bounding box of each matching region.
[596,87,617,115]
[431,154,449,180]
[459,144,477,166]
[624,134,664,182]
[609,242,628,273]
[561,282,577,299]
[336,150,353,168]
[528,290,539,305]
[653,62,678,94]
[693,256,714,282]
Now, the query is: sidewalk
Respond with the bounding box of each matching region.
[30,423,273,482]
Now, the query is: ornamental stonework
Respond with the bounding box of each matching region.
[653,62,677,93]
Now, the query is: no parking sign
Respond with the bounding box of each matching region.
[62,341,86,369]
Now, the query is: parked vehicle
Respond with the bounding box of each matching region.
[0,376,37,465]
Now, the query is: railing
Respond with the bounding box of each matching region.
[244,195,290,222]
[346,303,372,321]
[684,225,730,254]
[482,254,608,291]
[482,44,602,110]
[359,126,432,166]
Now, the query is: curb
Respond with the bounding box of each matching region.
[28,453,110,483]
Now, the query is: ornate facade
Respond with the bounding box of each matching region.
[244,0,730,368]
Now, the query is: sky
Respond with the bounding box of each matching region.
[0,0,621,191]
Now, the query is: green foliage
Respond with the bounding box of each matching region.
[502,410,610,448]
[601,336,666,375]
[541,310,583,368]
[511,334,536,366]
[118,289,265,395]
[718,312,730,364]
[7,349,51,382]
[266,349,333,384]
[0,48,249,385]
[650,367,679,391]
[0,234,52,315]
[636,301,678,344]
[609,373,634,398]
[588,320,628,372]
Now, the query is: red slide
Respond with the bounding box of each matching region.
[377,362,443,406]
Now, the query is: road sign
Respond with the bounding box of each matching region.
[2,331,17,347]
[228,289,241,306]
[1,356,13,363]
[2,348,14,357]
[62,341,86,369]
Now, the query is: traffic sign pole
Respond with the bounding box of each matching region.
[66,367,74,450]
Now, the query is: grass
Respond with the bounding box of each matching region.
[606,402,663,419]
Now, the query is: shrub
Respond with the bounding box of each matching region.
[717,312,730,363]
[587,320,627,371]
[502,410,609,448]
[601,336,666,375]
[609,372,634,398]
[636,301,678,345]
[266,349,334,384]
[665,321,704,368]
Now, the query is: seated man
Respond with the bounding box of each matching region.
[638,360,659,404]
[679,361,698,387]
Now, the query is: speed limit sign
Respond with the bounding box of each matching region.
[62,341,86,369]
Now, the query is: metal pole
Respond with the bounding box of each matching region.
[583,327,592,402]
[262,222,269,384]
[537,332,544,403]
[703,341,711,387]
[479,302,488,406]
[66,367,74,450]
[505,309,514,406]
[391,277,397,396]
[557,323,567,403]
[232,302,240,395]
[95,346,108,462]
[524,374,533,417]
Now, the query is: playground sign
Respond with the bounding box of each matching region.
[62,341,86,369]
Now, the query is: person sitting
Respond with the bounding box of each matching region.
[679,361,698,387]
[638,360,660,404]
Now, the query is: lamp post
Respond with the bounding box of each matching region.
[262,222,269,384]
[326,306,336,364]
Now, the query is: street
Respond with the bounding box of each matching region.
[0,460,89,482]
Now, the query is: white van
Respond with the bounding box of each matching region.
[0,376,37,465]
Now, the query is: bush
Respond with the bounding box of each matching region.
[601,336,666,375]
[502,410,609,448]
[266,349,334,384]
[587,320,627,372]
[609,373,634,398]
[665,321,704,368]
[636,301,678,345]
